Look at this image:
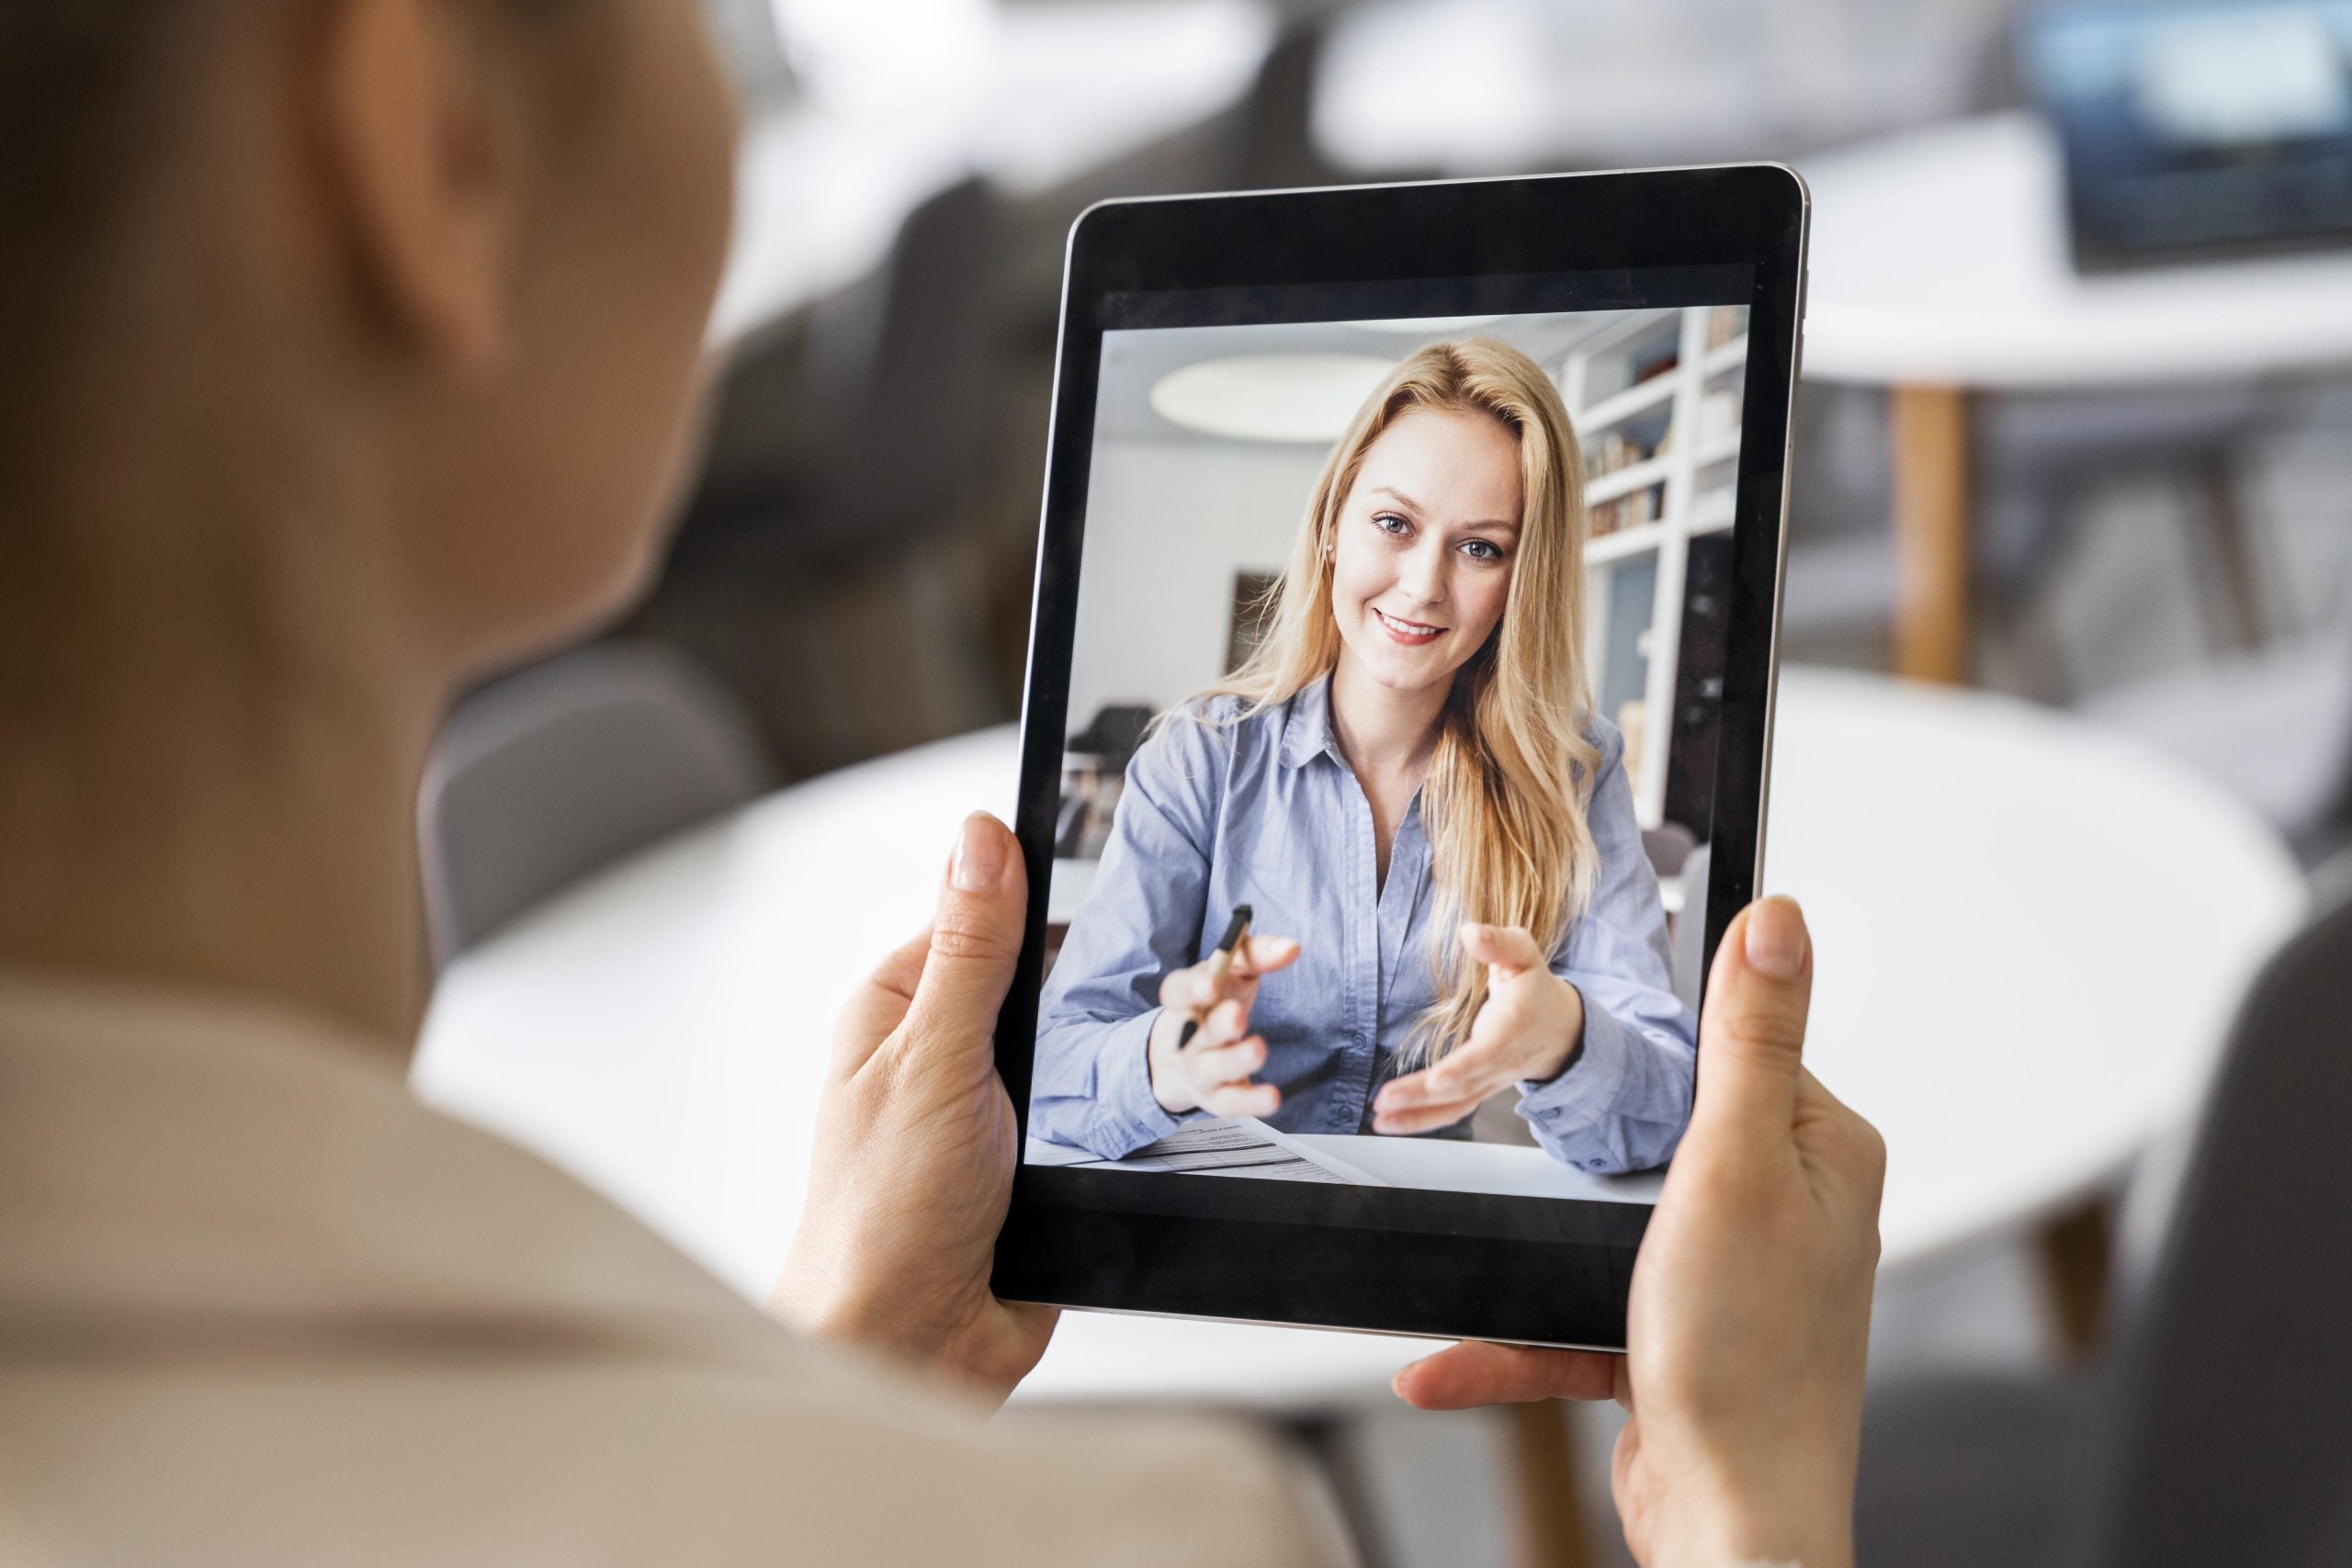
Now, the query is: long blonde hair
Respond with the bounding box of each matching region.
[1195,338,1600,1068]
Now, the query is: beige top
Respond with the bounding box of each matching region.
[0,971,1349,1566]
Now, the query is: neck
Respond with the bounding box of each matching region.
[1329,653,1450,778]
[0,483,439,1054]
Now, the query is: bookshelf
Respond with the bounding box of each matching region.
[1561,304,1749,829]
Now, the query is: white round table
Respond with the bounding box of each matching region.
[1797,110,2352,683]
[1802,110,2352,391]
[413,666,2302,1407]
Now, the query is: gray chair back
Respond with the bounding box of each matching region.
[2083,890,2351,1567]
[1670,841,1711,1012]
[688,175,1004,571]
[419,643,772,964]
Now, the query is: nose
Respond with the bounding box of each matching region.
[1397,537,1448,608]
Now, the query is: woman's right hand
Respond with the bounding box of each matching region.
[1147,936,1301,1116]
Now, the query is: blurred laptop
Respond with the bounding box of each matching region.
[2024,0,2352,270]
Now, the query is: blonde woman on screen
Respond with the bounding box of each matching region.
[1035,338,1698,1172]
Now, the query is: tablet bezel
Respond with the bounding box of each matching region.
[992,166,1807,1350]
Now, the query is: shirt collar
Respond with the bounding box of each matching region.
[1275,673,1339,770]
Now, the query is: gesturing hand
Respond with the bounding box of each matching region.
[1146,934,1302,1117]
[1390,899,1885,1568]
[773,813,1056,1407]
[1371,923,1584,1135]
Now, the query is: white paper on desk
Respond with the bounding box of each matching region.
[1032,1117,1388,1186]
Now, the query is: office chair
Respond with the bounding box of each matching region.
[1778,381,2278,689]
[2082,612,2352,854]
[1854,884,2351,1568]
[646,175,1012,774]
[419,642,773,965]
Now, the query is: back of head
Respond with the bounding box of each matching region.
[0,0,737,1034]
[0,2,192,581]
[0,0,739,700]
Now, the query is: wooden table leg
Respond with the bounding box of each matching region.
[1890,384,1973,685]
[2190,450,2268,654]
[2037,1197,2114,1360]
[1506,1400,1591,1568]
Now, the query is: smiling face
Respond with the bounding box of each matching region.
[1328,405,1525,701]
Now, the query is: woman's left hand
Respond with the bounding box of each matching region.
[1371,923,1584,1135]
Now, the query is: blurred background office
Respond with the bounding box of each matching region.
[415,3,2352,1566]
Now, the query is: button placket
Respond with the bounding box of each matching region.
[1337,753,1382,1134]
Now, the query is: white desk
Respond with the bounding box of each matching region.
[710,0,1275,346]
[414,667,2302,1407]
[1802,110,2352,391]
[1797,111,2352,682]
[1027,1130,1669,1205]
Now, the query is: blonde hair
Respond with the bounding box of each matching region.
[1197,337,1600,1068]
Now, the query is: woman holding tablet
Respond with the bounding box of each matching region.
[0,2,1888,1561]
[1034,338,1698,1173]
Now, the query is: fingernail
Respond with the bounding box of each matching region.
[950,814,1006,892]
[1744,897,1807,978]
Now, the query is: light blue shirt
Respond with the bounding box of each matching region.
[1032,677,1697,1173]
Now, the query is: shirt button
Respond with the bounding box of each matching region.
[1585,1158,1606,1170]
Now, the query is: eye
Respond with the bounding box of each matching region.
[1460,538,1506,562]
[1372,512,1412,538]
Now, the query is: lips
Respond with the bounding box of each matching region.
[1374,607,1444,646]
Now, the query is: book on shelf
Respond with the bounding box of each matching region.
[1589,482,1662,538]
[1589,430,1658,477]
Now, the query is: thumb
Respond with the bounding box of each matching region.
[895,813,1028,1059]
[1690,897,1815,1147]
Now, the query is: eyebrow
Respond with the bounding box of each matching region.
[1368,485,1521,536]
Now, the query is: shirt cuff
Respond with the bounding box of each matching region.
[1093,1006,1182,1155]
[1514,995,1636,1157]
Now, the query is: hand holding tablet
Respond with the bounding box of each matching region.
[1394,898,1883,1568]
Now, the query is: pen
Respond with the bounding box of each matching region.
[1176,904,1253,1049]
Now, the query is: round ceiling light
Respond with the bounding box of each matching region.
[1350,315,1508,334]
[1148,353,1399,444]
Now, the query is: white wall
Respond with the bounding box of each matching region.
[1064,437,1329,731]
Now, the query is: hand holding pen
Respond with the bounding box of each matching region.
[1147,906,1302,1118]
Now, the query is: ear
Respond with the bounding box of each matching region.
[320,0,523,367]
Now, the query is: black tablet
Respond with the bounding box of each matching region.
[994,166,1806,1351]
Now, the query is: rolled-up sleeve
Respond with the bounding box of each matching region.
[1031,716,1224,1158]
[1513,726,1698,1173]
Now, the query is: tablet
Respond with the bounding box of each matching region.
[993,166,1806,1351]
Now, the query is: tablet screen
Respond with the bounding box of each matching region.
[1024,276,1758,1213]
